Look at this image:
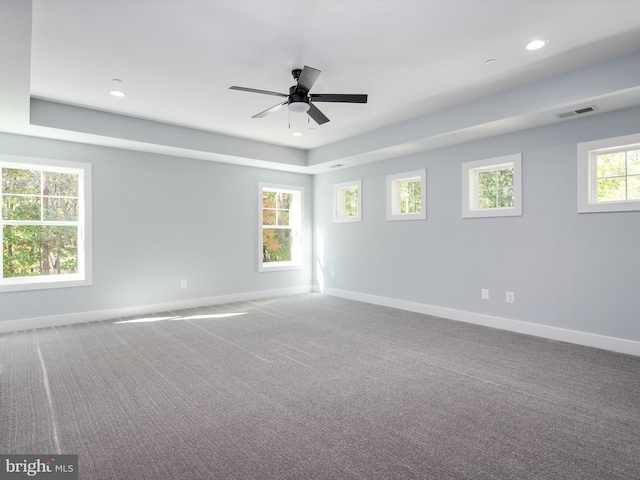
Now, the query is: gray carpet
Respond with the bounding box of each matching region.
[1,293,639,479]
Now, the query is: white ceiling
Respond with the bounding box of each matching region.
[3,0,640,171]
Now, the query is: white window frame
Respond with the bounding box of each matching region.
[0,154,92,292]
[577,132,640,213]
[258,182,303,272]
[462,154,522,218]
[386,170,426,221]
[333,179,362,223]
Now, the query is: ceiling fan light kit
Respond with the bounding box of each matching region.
[288,86,310,113]
[230,65,368,126]
[289,102,310,113]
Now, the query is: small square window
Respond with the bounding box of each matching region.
[462,154,522,218]
[578,133,640,213]
[386,170,426,221]
[333,180,362,223]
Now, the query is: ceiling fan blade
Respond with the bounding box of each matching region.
[252,101,288,118]
[307,103,330,125]
[310,93,368,103]
[295,66,321,93]
[230,86,288,97]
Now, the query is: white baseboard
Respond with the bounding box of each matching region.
[0,285,312,334]
[315,286,640,357]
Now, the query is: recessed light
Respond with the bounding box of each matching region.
[110,79,126,97]
[485,59,497,66]
[292,132,303,137]
[526,39,548,51]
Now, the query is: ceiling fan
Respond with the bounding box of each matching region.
[229,65,367,125]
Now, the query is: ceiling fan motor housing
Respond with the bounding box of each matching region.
[289,85,309,103]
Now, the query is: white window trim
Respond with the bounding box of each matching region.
[0,154,92,292]
[386,169,426,221]
[333,179,362,223]
[577,132,640,213]
[258,182,304,272]
[462,154,522,218]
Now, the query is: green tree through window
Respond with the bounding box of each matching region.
[260,184,302,270]
[399,179,421,214]
[262,190,293,262]
[477,167,514,209]
[343,187,359,217]
[1,161,87,287]
[596,149,640,202]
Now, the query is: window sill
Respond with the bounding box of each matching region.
[463,207,522,218]
[259,262,303,272]
[0,277,92,293]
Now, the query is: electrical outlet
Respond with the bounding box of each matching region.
[481,289,489,300]
[180,279,188,288]
[330,271,335,279]
[506,292,514,303]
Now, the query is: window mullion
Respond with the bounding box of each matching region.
[0,180,3,277]
[5,220,79,227]
[473,170,479,210]
[625,150,629,200]
[40,168,44,222]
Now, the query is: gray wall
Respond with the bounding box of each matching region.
[0,133,312,323]
[3,106,639,341]
[313,106,640,341]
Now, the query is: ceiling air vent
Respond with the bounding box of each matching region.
[554,105,598,119]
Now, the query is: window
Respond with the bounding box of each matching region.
[333,180,362,223]
[1,155,91,292]
[462,154,522,218]
[578,132,640,213]
[259,183,303,271]
[386,170,426,221]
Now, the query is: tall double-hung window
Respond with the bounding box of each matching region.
[259,183,303,271]
[1,155,92,291]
